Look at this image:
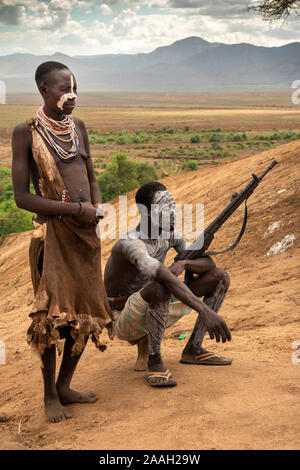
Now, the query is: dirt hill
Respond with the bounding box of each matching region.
[0,141,299,450]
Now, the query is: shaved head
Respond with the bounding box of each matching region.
[35,61,70,87]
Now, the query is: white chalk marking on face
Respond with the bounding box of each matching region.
[153,190,176,214]
[57,74,77,110]
[152,190,176,229]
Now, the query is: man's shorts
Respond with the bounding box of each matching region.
[111,290,192,342]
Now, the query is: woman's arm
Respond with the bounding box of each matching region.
[78,118,103,208]
[12,123,97,225]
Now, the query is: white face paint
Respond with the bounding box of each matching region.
[57,74,77,110]
[152,190,176,230]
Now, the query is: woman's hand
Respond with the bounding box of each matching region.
[73,201,98,226]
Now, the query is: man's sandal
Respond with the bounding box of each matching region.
[144,369,177,387]
[180,352,232,365]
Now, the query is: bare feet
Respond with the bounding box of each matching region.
[133,336,148,371]
[57,387,99,405]
[44,398,72,423]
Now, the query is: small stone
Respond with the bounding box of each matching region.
[0,412,10,422]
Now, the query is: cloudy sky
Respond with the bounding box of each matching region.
[1,0,300,56]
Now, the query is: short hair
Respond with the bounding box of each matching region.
[35,61,70,87]
[135,181,167,209]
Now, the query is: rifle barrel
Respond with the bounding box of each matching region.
[258,160,278,181]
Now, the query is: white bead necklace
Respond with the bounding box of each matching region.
[35,106,79,162]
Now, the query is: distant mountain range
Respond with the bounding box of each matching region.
[1,36,300,92]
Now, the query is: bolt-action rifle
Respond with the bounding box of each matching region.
[174,160,278,284]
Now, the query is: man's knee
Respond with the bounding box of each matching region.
[141,281,171,305]
[209,267,230,289]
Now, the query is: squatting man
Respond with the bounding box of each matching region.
[105,182,232,387]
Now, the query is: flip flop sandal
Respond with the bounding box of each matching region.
[144,369,178,387]
[180,352,232,366]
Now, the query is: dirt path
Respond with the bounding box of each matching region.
[0,141,299,450]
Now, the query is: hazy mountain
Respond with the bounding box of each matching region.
[1,36,299,92]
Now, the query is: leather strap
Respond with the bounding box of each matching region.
[205,200,248,256]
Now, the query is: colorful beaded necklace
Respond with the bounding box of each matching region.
[35,106,79,163]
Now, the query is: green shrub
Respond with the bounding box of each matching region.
[88,134,107,144]
[232,133,243,142]
[181,159,198,171]
[163,126,175,134]
[97,152,158,202]
[116,136,128,145]
[0,167,12,194]
[190,134,200,143]
[211,143,223,151]
[209,133,223,142]
[0,199,33,243]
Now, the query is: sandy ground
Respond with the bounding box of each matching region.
[0,141,299,450]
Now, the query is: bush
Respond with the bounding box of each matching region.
[211,143,223,151]
[163,126,175,134]
[209,133,223,142]
[0,167,12,194]
[97,152,158,202]
[88,133,107,145]
[190,134,200,143]
[0,169,39,243]
[0,199,33,243]
[232,133,243,142]
[116,136,128,145]
[181,159,198,171]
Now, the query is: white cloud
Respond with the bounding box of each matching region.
[100,3,113,15]
[48,0,72,11]
[0,0,300,56]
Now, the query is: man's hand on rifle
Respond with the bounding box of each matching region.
[169,256,216,277]
[169,260,185,277]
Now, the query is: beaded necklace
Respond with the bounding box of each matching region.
[35,106,79,163]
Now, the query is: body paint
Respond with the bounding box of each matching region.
[151,189,176,235]
[57,74,77,110]
[188,275,230,349]
[146,295,170,356]
[121,239,160,278]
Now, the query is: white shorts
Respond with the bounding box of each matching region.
[112,289,192,342]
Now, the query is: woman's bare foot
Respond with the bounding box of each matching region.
[57,387,98,405]
[44,398,72,423]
